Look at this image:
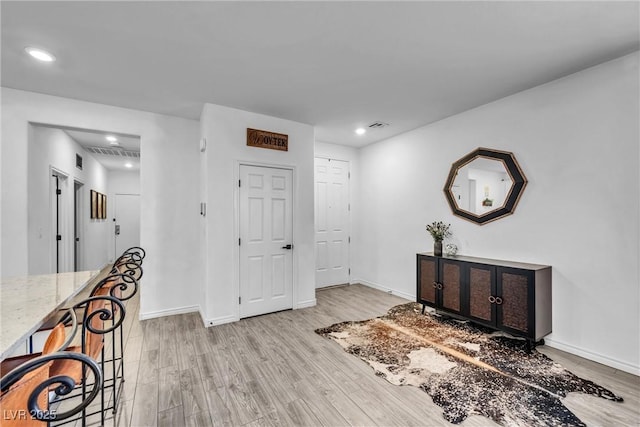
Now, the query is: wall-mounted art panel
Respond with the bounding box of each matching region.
[90,190,107,219]
[90,190,97,219]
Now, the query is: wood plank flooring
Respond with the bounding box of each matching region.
[85,284,638,426]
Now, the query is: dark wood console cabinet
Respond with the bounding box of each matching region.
[417,253,552,346]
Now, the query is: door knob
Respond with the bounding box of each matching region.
[281,244,293,250]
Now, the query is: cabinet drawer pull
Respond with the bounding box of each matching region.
[488,295,496,304]
[437,283,443,290]
[495,296,503,305]
[433,282,438,288]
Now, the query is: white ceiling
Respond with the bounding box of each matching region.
[2,1,638,147]
[64,128,140,172]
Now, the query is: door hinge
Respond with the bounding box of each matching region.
[348,236,351,243]
[348,203,351,211]
[239,296,241,304]
[56,235,62,241]
[239,179,241,187]
[239,238,241,246]
[56,189,61,195]
[348,172,350,179]
[349,268,351,275]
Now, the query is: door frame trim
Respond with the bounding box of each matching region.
[314,156,352,288]
[50,166,71,274]
[234,161,297,319]
[73,179,85,272]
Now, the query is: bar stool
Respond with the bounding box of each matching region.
[1,321,71,378]
[86,274,138,417]
[0,321,71,425]
[0,310,101,426]
[34,264,140,423]
[48,295,125,427]
[0,352,102,427]
[0,358,51,426]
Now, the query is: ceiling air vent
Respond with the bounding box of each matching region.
[85,147,140,158]
[368,121,389,129]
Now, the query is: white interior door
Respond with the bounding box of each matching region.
[74,181,84,271]
[114,194,140,257]
[239,165,293,318]
[314,158,350,288]
[50,170,71,274]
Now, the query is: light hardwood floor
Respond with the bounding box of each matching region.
[85,284,638,427]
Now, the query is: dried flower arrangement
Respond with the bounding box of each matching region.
[426,221,452,242]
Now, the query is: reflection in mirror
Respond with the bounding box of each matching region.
[28,124,140,274]
[444,148,527,225]
[450,158,513,215]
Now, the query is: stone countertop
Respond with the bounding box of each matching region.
[0,269,101,360]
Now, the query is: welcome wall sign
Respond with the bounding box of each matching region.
[247,128,288,151]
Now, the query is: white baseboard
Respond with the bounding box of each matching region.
[353,278,414,301]
[202,314,238,328]
[138,305,199,321]
[544,338,639,376]
[199,300,316,328]
[296,299,317,309]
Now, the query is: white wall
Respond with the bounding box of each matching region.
[107,170,141,261]
[314,141,361,284]
[355,52,639,374]
[108,170,140,195]
[28,126,109,274]
[1,88,201,320]
[200,103,315,325]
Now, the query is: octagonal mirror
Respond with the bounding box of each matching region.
[444,148,527,225]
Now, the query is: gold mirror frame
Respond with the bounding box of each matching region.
[444,148,527,225]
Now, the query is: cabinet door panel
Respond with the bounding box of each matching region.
[498,268,534,336]
[440,260,462,314]
[418,257,437,306]
[468,264,494,324]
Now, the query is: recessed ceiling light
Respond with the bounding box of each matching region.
[25,47,56,62]
[355,128,366,135]
[124,163,133,168]
[106,135,118,142]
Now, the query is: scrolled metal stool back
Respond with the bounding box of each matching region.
[1,352,102,422]
[90,273,139,302]
[122,246,145,260]
[112,247,145,270]
[110,258,143,281]
[55,307,79,352]
[75,295,126,337]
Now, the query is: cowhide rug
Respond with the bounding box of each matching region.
[315,302,623,426]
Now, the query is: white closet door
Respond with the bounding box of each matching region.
[315,158,350,288]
